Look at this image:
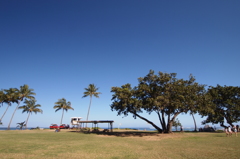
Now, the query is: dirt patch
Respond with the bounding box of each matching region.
[95,131,185,141]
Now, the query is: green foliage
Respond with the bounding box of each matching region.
[202,85,240,128]
[172,118,182,131]
[18,99,42,129]
[111,70,210,133]
[18,84,36,101]
[54,98,73,112]
[83,84,101,98]
[0,90,5,106]
[53,98,73,125]
[6,85,36,130]
[82,84,101,122]
[16,121,26,130]
[3,88,19,105]
[19,99,42,114]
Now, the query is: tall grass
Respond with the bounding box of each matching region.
[0,130,239,159]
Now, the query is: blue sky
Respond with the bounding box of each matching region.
[1,0,239,129]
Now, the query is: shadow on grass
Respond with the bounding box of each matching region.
[68,130,161,137]
[67,129,226,137]
[96,131,160,137]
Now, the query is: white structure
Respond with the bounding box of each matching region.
[71,117,82,125]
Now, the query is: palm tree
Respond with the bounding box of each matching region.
[191,113,198,132]
[18,99,43,129]
[53,98,74,125]
[16,121,26,130]
[0,88,18,125]
[0,90,5,125]
[0,90,4,107]
[18,84,36,101]
[8,85,36,130]
[82,84,101,126]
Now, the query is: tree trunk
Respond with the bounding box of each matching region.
[161,111,167,132]
[157,111,163,127]
[220,122,227,129]
[166,112,181,133]
[60,108,64,125]
[191,113,197,132]
[166,121,173,133]
[225,115,234,127]
[130,111,162,133]
[0,103,10,121]
[8,102,20,130]
[25,112,31,130]
[166,111,171,133]
[86,96,92,127]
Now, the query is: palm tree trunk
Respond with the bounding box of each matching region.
[192,113,197,132]
[86,96,92,127]
[25,112,31,130]
[8,102,20,130]
[60,108,64,125]
[0,103,10,121]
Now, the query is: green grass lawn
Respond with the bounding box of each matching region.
[0,130,239,159]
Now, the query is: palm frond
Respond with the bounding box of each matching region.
[82,84,101,98]
[18,99,42,114]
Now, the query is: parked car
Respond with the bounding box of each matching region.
[50,124,59,129]
[50,124,69,129]
[60,124,69,129]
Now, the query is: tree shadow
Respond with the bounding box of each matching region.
[96,131,160,137]
[68,130,160,137]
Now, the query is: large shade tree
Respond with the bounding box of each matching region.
[82,84,101,124]
[8,85,36,130]
[111,70,212,133]
[18,99,43,129]
[53,98,74,125]
[202,85,240,128]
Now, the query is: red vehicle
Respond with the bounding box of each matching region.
[49,124,69,129]
[59,124,69,129]
[50,124,59,129]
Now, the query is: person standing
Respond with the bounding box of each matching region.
[180,126,183,133]
[228,126,232,137]
[236,125,239,132]
[225,127,229,137]
[233,125,238,137]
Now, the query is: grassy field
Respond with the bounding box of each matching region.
[0,129,239,159]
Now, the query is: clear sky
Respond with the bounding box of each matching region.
[1,0,239,129]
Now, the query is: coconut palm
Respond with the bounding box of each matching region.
[53,98,74,125]
[18,84,36,101]
[8,85,36,130]
[18,99,42,129]
[82,84,101,126]
[0,88,19,125]
[0,90,4,107]
[16,121,26,130]
[0,90,5,125]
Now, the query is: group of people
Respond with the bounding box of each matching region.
[225,125,239,137]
